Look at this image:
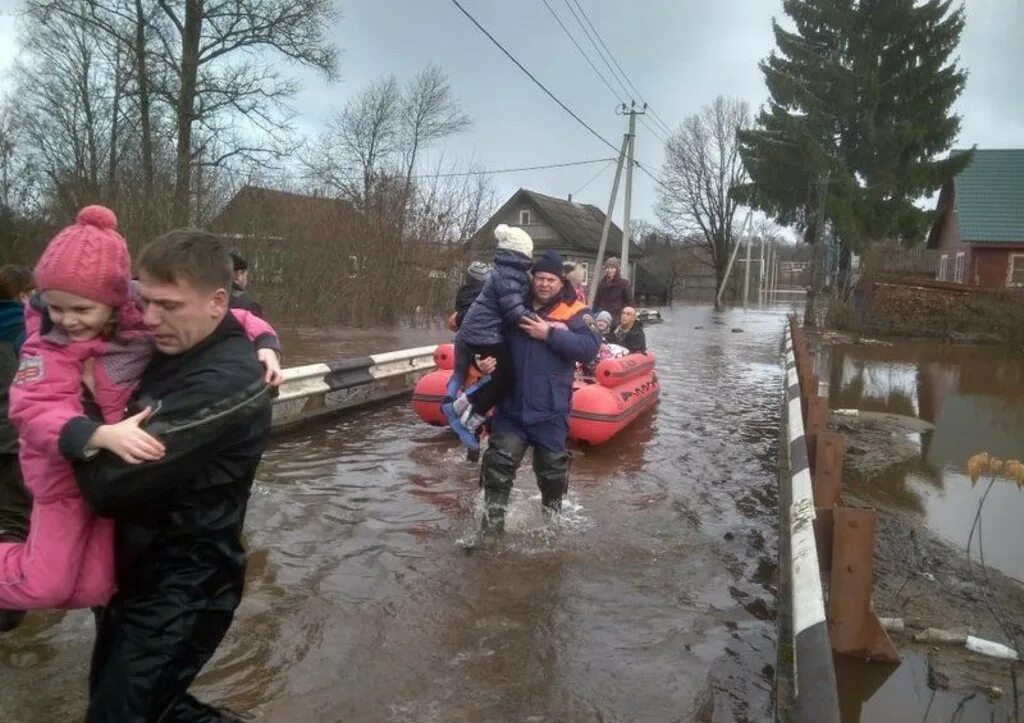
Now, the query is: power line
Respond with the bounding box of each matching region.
[639,115,668,145]
[421,157,615,179]
[539,0,624,105]
[445,0,669,198]
[446,0,620,156]
[571,159,615,196]
[308,157,618,184]
[560,0,633,102]
[568,0,676,137]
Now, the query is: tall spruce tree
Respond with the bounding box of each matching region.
[846,0,969,246]
[737,0,969,298]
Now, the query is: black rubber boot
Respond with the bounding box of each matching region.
[534,449,570,516]
[479,431,528,536]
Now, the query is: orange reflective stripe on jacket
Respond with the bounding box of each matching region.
[544,300,586,322]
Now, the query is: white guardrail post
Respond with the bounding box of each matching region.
[782,323,840,722]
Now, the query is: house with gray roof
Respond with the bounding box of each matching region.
[468,188,646,293]
[927,149,1024,287]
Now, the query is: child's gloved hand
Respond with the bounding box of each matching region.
[88,407,166,465]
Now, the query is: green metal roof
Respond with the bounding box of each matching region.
[952,149,1024,243]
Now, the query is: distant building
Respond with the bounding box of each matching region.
[208,185,361,285]
[468,188,646,292]
[927,149,1024,288]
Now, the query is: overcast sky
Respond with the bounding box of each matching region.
[0,0,1021,225]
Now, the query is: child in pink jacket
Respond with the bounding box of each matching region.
[0,205,281,612]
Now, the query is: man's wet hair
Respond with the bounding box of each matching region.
[138,229,233,292]
[0,265,34,300]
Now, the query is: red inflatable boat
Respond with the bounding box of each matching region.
[410,343,659,445]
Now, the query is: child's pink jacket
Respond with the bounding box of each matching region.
[0,303,277,609]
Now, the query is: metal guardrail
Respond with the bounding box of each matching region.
[271,345,438,431]
[781,320,841,722]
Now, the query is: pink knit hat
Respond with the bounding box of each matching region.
[34,205,131,308]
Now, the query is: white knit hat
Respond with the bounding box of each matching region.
[494,223,534,258]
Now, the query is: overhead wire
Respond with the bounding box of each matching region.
[571,159,615,197]
[539,0,625,105]
[416,157,616,178]
[560,0,634,103]
[446,0,672,196]
[567,0,676,137]
[446,0,620,156]
[539,0,666,148]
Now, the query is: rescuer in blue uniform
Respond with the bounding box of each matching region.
[480,250,601,534]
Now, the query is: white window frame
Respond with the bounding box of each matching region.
[579,261,590,286]
[937,254,949,281]
[954,252,966,284]
[1009,254,1024,288]
[519,209,532,225]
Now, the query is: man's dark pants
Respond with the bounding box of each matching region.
[481,412,570,529]
[0,454,30,539]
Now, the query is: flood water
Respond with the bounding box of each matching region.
[1,304,793,722]
[816,338,1024,582]
[815,336,1024,723]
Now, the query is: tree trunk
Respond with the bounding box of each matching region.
[172,0,202,227]
[713,258,726,310]
[804,173,830,328]
[134,0,155,245]
[107,47,123,210]
[836,243,853,296]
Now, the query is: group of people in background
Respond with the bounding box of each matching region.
[444,224,653,541]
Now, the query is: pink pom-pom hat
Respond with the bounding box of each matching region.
[34,205,132,308]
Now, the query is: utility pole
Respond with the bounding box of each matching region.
[742,224,753,308]
[716,210,753,309]
[758,232,766,305]
[619,101,646,289]
[588,131,628,308]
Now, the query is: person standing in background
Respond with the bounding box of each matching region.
[230,253,264,318]
[592,257,632,326]
[0,265,34,632]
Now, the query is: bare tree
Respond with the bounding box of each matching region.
[400,64,471,194]
[27,0,163,241]
[308,75,401,202]
[153,0,338,225]
[657,96,751,309]
[10,4,128,215]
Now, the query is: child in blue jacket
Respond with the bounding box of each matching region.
[444,224,536,449]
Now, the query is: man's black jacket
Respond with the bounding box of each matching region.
[71,313,272,722]
[611,321,647,354]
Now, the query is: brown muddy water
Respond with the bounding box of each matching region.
[818,338,1024,583]
[1,304,791,722]
[817,336,1024,723]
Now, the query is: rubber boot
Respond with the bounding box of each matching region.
[480,431,528,537]
[534,448,570,518]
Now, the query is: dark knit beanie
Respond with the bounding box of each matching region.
[531,250,565,278]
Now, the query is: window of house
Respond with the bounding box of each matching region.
[954,252,966,284]
[1009,255,1024,287]
[519,209,532,225]
[937,254,948,281]
[579,261,590,286]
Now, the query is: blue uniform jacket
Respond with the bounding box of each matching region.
[456,249,533,347]
[499,294,601,426]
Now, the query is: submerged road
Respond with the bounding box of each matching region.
[1,303,797,722]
